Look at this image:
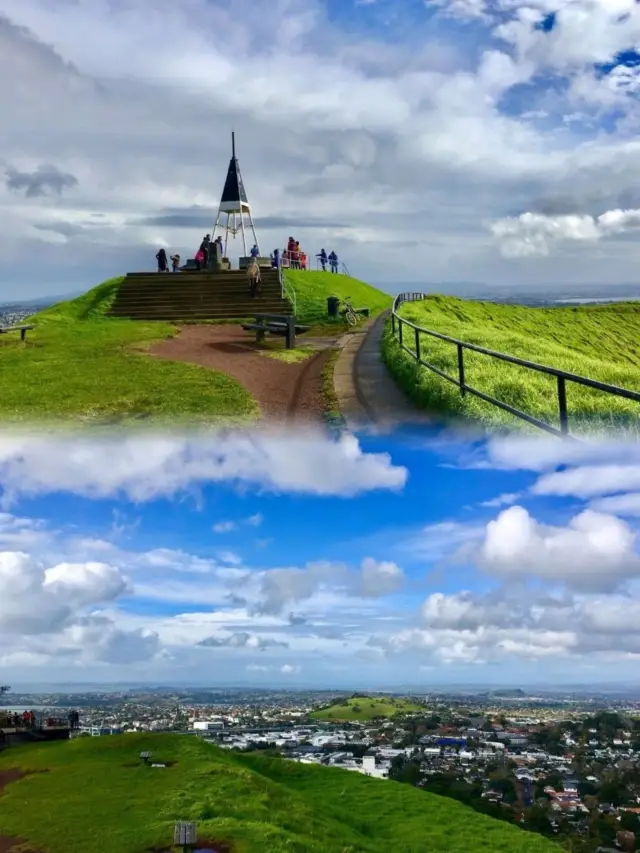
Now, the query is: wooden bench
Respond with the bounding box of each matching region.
[241,314,310,349]
[0,324,33,342]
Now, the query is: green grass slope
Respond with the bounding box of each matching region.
[0,733,558,853]
[311,696,424,722]
[383,295,640,434]
[0,278,257,426]
[283,270,392,325]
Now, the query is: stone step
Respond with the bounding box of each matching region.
[115,288,284,298]
[109,305,290,320]
[110,312,293,320]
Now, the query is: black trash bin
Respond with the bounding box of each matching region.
[327,296,340,318]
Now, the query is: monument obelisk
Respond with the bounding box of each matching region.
[211,132,261,259]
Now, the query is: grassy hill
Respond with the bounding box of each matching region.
[284,270,392,324]
[0,732,559,853]
[0,271,389,425]
[311,696,424,722]
[383,295,640,434]
[0,278,256,426]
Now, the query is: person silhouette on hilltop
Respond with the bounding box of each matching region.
[156,248,169,273]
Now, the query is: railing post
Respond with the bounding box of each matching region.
[457,344,465,396]
[557,375,569,434]
[391,313,396,335]
[414,327,420,362]
[399,319,403,347]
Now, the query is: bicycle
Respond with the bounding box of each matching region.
[342,296,360,326]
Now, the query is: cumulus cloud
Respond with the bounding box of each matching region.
[0,432,407,502]
[198,631,288,650]
[253,557,405,615]
[491,208,640,257]
[382,587,640,664]
[5,0,640,295]
[480,505,640,591]
[0,549,158,664]
[0,551,130,634]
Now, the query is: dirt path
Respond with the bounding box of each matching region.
[149,325,336,425]
[0,769,45,853]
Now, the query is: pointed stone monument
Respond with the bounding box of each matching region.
[211,132,261,260]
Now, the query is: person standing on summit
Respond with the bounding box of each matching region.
[156,248,169,273]
[199,234,211,268]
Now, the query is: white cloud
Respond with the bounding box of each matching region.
[532,464,640,499]
[480,505,640,591]
[382,586,640,664]
[590,492,640,516]
[491,208,640,257]
[5,0,640,295]
[213,513,263,534]
[483,437,640,473]
[213,521,237,533]
[359,557,405,596]
[253,557,405,615]
[0,432,407,502]
[0,549,158,664]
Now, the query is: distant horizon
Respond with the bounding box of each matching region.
[5,680,640,694]
[4,279,640,308]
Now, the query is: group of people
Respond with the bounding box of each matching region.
[279,237,308,269]
[270,240,340,273]
[317,248,340,273]
[0,709,80,731]
[194,234,224,270]
[155,234,227,273]
[155,235,340,274]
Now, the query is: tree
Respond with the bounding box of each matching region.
[388,755,422,786]
[599,776,628,807]
[619,811,640,834]
[527,805,554,836]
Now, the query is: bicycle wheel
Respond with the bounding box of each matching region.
[345,310,358,326]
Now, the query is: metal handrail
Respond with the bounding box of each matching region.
[278,266,297,316]
[391,292,640,438]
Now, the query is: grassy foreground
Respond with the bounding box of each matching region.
[311,696,424,722]
[0,271,389,424]
[383,295,640,434]
[0,278,257,426]
[0,733,558,853]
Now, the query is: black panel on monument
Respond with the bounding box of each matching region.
[221,159,248,205]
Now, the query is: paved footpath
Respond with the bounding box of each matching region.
[333,311,434,431]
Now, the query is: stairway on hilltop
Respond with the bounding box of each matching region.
[108,268,292,321]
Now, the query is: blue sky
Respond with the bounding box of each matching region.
[2,429,640,689]
[4,0,640,298]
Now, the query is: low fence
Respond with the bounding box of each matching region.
[390,292,640,438]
